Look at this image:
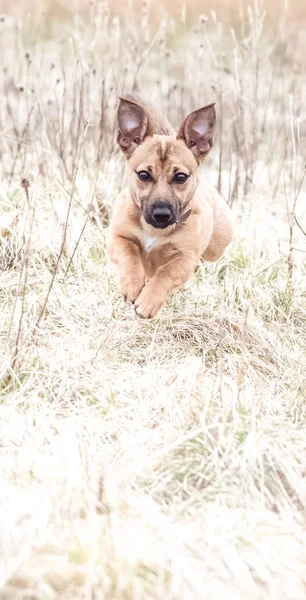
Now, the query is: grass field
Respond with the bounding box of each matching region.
[0,1,306,598]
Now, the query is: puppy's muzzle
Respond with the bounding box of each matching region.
[145,201,176,229]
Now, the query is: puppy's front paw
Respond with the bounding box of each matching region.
[120,274,145,304]
[134,286,167,319]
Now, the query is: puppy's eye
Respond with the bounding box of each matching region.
[136,170,153,182]
[173,172,189,184]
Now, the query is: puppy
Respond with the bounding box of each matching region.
[106,93,233,318]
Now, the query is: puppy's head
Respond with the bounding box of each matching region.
[117,96,216,230]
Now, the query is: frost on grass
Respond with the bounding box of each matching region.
[1,2,306,599]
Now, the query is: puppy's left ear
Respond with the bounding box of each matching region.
[177,104,216,163]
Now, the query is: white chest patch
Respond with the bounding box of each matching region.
[143,236,158,253]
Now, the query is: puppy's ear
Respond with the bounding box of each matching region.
[117,97,150,157]
[177,104,216,163]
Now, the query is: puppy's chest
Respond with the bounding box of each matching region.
[139,233,161,253]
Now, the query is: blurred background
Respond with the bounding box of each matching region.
[0,0,306,29]
[1,0,306,25]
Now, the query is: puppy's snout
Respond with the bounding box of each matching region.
[152,204,172,223]
[149,201,174,228]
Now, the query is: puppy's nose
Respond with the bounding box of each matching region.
[151,201,172,225]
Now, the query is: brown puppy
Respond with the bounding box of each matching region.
[106,93,233,318]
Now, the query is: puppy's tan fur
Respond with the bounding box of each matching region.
[106,93,234,318]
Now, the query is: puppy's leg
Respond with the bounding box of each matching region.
[134,253,197,318]
[106,232,145,303]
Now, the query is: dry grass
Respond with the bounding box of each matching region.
[1,1,306,598]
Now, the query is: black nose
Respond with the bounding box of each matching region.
[151,202,172,225]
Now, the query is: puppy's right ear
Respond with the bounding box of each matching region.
[117,98,149,157]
